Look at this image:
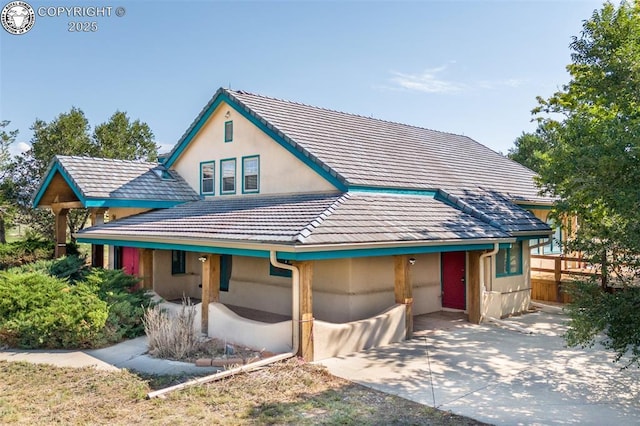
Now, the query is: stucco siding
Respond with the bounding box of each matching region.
[152,250,202,301]
[172,101,336,196]
[490,241,532,317]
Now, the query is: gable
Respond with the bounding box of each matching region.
[171,100,339,197]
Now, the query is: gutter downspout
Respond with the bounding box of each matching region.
[146,252,300,399]
[478,243,499,323]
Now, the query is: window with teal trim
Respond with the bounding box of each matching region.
[224,121,233,142]
[200,161,215,195]
[543,219,562,254]
[496,241,522,276]
[171,250,186,275]
[242,156,259,193]
[221,159,236,194]
[270,259,292,278]
[220,254,232,291]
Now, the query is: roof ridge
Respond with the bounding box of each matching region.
[57,155,160,166]
[227,88,471,139]
[435,188,505,232]
[294,192,350,243]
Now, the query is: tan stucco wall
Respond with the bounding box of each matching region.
[152,250,202,301]
[220,256,293,315]
[213,254,442,323]
[172,101,336,196]
[314,304,406,360]
[486,241,532,317]
[107,207,150,221]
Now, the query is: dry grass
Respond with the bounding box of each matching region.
[0,359,489,425]
[143,300,199,360]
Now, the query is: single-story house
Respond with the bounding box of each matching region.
[32,88,553,361]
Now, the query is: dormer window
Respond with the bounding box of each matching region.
[224,120,233,142]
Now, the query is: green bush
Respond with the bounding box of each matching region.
[0,272,108,348]
[0,257,153,349]
[12,255,89,284]
[0,237,54,270]
[84,268,153,346]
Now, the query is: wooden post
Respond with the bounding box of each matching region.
[467,251,482,324]
[394,255,413,339]
[52,208,68,258]
[90,209,106,267]
[201,254,220,335]
[295,261,314,361]
[138,249,154,290]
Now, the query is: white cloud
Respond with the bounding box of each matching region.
[389,66,466,94]
[386,65,526,94]
[8,141,30,157]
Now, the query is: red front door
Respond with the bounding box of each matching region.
[442,251,466,310]
[121,247,139,276]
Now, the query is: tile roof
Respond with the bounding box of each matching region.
[437,188,551,235]
[54,156,199,202]
[77,192,513,246]
[222,89,549,203]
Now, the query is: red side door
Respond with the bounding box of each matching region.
[442,251,466,310]
[121,247,139,276]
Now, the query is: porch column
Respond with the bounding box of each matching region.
[90,209,106,267]
[138,248,154,290]
[394,255,413,339]
[296,261,314,362]
[52,207,68,258]
[467,251,482,324]
[201,254,220,335]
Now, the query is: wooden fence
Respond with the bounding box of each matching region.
[530,254,599,303]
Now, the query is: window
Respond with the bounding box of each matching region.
[224,120,233,142]
[200,161,215,195]
[220,254,232,291]
[543,219,562,254]
[171,250,186,275]
[270,259,292,278]
[496,241,522,276]
[220,159,236,194]
[242,155,260,193]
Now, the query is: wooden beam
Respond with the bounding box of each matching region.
[90,209,107,267]
[52,208,68,258]
[467,251,482,324]
[51,201,83,210]
[138,248,154,290]
[394,255,413,339]
[201,254,220,335]
[296,261,314,362]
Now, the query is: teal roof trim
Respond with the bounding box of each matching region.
[76,236,503,261]
[32,160,186,210]
[32,162,84,208]
[277,243,499,261]
[163,89,347,191]
[75,238,271,258]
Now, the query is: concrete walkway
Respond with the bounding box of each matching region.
[321,309,640,425]
[0,336,219,375]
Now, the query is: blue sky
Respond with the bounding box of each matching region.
[1,0,604,158]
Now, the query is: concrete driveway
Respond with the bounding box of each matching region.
[320,308,640,425]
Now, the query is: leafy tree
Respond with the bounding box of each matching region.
[0,121,19,243]
[533,1,640,366]
[507,131,551,173]
[16,108,158,241]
